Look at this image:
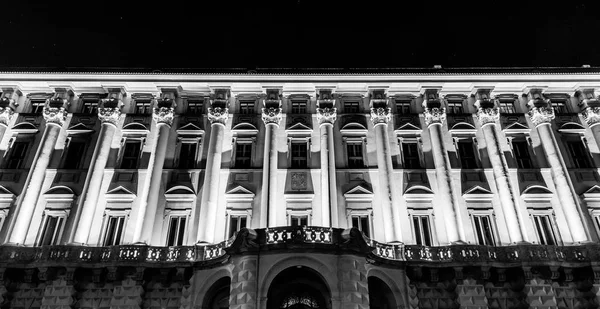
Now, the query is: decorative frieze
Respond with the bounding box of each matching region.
[316,107,337,125]
[423,106,446,126]
[98,107,121,125]
[370,107,391,125]
[153,106,175,126]
[208,107,229,125]
[43,105,68,126]
[262,107,282,125]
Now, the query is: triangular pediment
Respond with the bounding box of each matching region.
[177,123,204,135]
[397,122,421,131]
[345,185,373,195]
[503,122,529,131]
[286,122,312,131]
[0,186,14,196]
[67,122,92,131]
[106,186,135,196]
[226,185,254,196]
[585,185,600,195]
[463,185,492,195]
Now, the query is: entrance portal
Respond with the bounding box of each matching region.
[267,266,331,309]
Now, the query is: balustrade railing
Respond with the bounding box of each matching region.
[0,227,596,266]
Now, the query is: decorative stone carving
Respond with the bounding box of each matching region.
[582,107,600,127]
[338,257,369,309]
[455,278,488,309]
[475,97,499,126]
[110,277,144,309]
[291,172,307,190]
[153,107,175,126]
[98,107,122,125]
[208,107,229,125]
[423,106,446,126]
[0,104,14,126]
[41,276,76,309]
[262,107,282,125]
[43,105,68,125]
[370,107,391,125]
[527,103,555,127]
[524,277,557,309]
[316,107,337,125]
[230,256,258,309]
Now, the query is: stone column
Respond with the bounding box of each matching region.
[317,105,337,227]
[135,97,174,244]
[423,93,465,244]
[579,88,600,151]
[370,105,402,243]
[71,97,122,245]
[7,95,67,245]
[527,91,588,242]
[475,93,526,244]
[0,92,16,145]
[195,97,229,244]
[261,106,282,227]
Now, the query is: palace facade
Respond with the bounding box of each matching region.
[0,69,598,308]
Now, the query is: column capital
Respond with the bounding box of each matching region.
[370,107,391,125]
[316,107,337,125]
[262,107,282,125]
[422,88,446,126]
[582,107,600,127]
[576,88,600,127]
[153,97,176,126]
[423,106,446,126]
[208,107,229,125]
[0,97,14,126]
[474,91,499,126]
[98,107,121,125]
[526,90,554,127]
[43,94,70,126]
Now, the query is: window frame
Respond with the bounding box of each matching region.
[185,98,204,115]
[446,99,465,114]
[100,209,130,246]
[119,138,144,169]
[343,100,360,113]
[175,138,200,169]
[455,137,479,169]
[232,138,254,169]
[498,98,517,114]
[510,139,534,169]
[288,138,310,169]
[347,209,373,238]
[226,210,250,239]
[291,99,308,114]
[399,138,423,169]
[395,99,412,114]
[165,211,189,246]
[409,209,436,246]
[5,139,31,169]
[550,99,569,114]
[238,100,256,115]
[36,209,69,246]
[81,98,99,114]
[286,208,312,227]
[528,209,561,245]
[134,99,153,115]
[61,137,88,169]
[566,138,592,168]
[468,209,498,246]
[30,98,46,114]
[343,137,366,168]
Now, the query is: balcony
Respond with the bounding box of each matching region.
[0,226,596,268]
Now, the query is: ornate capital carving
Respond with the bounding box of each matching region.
[423,107,446,126]
[475,98,499,126]
[98,107,121,125]
[153,107,175,126]
[262,107,282,125]
[582,107,600,127]
[316,107,337,125]
[527,103,554,127]
[43,106,67,125]
[208,107,229,125]
[370,107,391,125]
[0,105,14,126]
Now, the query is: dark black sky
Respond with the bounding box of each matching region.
[1,1,599,70]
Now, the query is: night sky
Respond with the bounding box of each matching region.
[1,1,599,70]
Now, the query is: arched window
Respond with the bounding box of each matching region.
[203,277,230,309]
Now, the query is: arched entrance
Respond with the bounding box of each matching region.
[267,266,331,309]
[368,276,397,309]
[202,277,230,309]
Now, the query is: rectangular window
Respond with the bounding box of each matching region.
[62,141,86,169]
[291,215,308,227]
[344,101,360,113]
[178,143,197,169]
[135,100,152,114]
[457,140,478,169]
[82,100,99,114]
[567,140,592,168]
[498,99,516,114]
[532,214,558,245]
[402,142,422,169]
[551,100,568,114]
[228,215,248,238]
[31,99,46,114]
[396,100,411,114]
[512,140,533,169]
[346,143,364,168]
[186,99,204,115]
[38,215,65,246]
[103,215,126,246]
[412,215,433,246]
[239,101,255,114]
[291,100,307,114]
[166,216,187,246]
[447,100,464,114]
[6,141,29,169]
[291,143,308,168]
[235,143,252,168]
[121,141,141,169]
[472,215,496,246]
[351,215,371,238]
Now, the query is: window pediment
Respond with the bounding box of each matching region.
[0,186,15,203]
[66,122,94,135]
[522,185,553,201]
[226,185,255,202]
[11,122,39,134]
[340,122,368,135]
[105,185,136,202]
[463,185,493,201]
[404,185,434,201]
[394,122,422,136]
[177,123,204,136]
[344,185,374,202]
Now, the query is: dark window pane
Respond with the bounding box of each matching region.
[352,217,359,229]
[396,100,411,114]
[135,100,152,114]
[567,141,591,168]
[300,217,308,226]
[421,216,432,246]
[512,141,533,169]
[413,217,422,245]
[235,143,252,168]
[121,142,141,169]
[177,218,186,246]
[229,217,239,238]
[402,143,421,168]
[481,216,495,246]
[447,100,464,114]
[63,141,86,169]
[344,101,359,113]
[457,140,478,169]
[104,216,125,246]
[40,216,60,246]
[239,101,255,114]
[6,142,29,169]
[291,143,308,168]
[178,143,197,169]
[360,216,370,238]
[347,143,363,168]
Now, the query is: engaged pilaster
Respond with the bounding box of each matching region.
[196,89,230,243]
[369,89,402,242]
[71,89,124,245]
[7,89,70,245]
[474,88,525,244]
[422,88,464,244]
[261,89,282,227]
[526,88,589,243]
[135,90,176,244]
[577,87,600,148]
[317,89,337,227]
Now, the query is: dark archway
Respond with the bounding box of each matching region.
[267,266,331,309]
[368,276,397,309]
[202,277,230,309]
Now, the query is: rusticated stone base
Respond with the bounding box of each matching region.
[110,277,143,309]
[525,278,557,309]
[485,282,528,309]
[229,256,257,309]
[40,277,75,309]
[142,282,182,309]
[416,282,458,309]
[11,283,45,309]
[456,279,488,309]
[339,257,369,309]
[74,282,114,309]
